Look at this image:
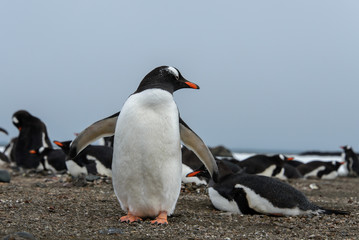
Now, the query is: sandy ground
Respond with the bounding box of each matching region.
[1,172,358,240]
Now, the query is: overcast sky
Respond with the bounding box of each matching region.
[1,1,358,153]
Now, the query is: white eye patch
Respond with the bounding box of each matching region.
[12,117,19,124]
[167,66,179,80]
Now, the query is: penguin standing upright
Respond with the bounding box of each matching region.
[68,66,218,225]
[341,145,359,177]
[12,110,53,170]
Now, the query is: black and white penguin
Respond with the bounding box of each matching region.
[283,157,303,179]
[29,146,67,174]
[68,66,218,225]
[341,145,359,177]
[182,146,241,185]
[237,154,288,180]
[3,137,18,166]
[54,140,112,177]
[187,161,349,216]
[12,110,53,170]
[297,160,344,179]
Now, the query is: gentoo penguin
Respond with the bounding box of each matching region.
[187,161,349,216]
[237,154,288,180]
[283,158,303,179]
[182,146,240,185]
[341,145,359,177]
[297,160,344,179]
[3,137,18,165]
[12,110,52,170]
[68,66,218,225]
[54,140,112,177]
[29,146,67,174]
[0,128,10,165]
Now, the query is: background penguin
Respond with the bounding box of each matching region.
[3,137,18,166]
[68,66,218,225]
[12,110,52,170]
[282,157,303,179]
[0,128,10,166]
[182,146,241,185]
[341,145,359,177]
[54,140,112,177]
[29,146,67,174]
[237,154,287,179]
[283,163,303,179]
[187,161,349,216]
[297,160,344,179]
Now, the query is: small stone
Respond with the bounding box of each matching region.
[3,231,37,240]
[98,228,123,235]
[0,170,11,183]
[86,174,101,182]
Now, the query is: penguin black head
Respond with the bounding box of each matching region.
[12,110,41,131]
[340,145,352,151]
[135,66,200,94]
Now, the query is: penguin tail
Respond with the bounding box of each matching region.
[320,208,350,215]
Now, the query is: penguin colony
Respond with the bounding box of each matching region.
[0,66,356,224]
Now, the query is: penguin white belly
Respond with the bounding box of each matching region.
[321,171,338,180]
[256,164,276,177]
[273,167,286,180]
[112,90,182,218]
[303,166,325,179]
[208,187,241,214]
[65,160,88,177]
[234,184,306,216]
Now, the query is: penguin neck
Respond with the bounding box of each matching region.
[135,82,175,94]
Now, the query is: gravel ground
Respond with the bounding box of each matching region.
[1,172,358,240]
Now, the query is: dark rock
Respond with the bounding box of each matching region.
[3,231,37,240]
[0,170,10,183]
[86,174,101,182]
[209,145,233,157]
[72,174,87,187]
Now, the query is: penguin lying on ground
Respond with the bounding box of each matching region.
[187,161,349,216]
[29,146,67,174]
[68,66,218,225]
[341,145,359,177]
[297,160,344,179]
[54,140,112,177]
[12,110,53,170]
[237,154,290,180]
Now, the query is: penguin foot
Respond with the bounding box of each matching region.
[150,211,168,225]
[120,213,142,223]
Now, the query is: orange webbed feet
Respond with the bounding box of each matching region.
[120,213,143,224]
[150,211,168,225]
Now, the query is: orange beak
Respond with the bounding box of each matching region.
[287,157,294,161]
[185,82,199,89]
[29,150,36,154]
[53,141,63,147]
[186,171,201,177]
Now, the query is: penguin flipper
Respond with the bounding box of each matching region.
[0,127,8,135]
[69,112,119,159]
[179,118,219,182]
